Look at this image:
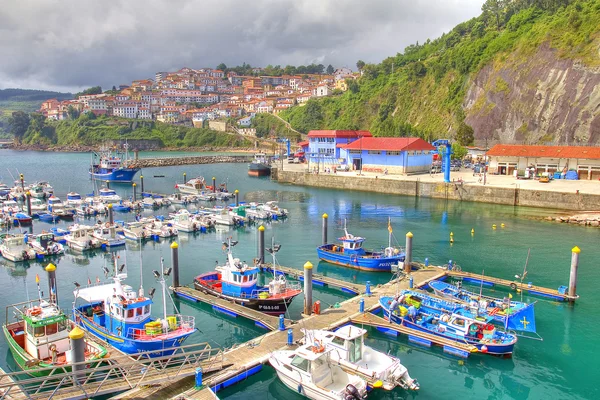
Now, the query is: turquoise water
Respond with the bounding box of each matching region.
[0,149,598,399]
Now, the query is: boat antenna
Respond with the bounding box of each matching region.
[160,257,168,322]
[520,248,530,303]
[6,168,15,182]
[139,237,144,297]
[478,270,484,301]
[388,217,392,249]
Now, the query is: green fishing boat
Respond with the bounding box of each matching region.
[3,297,108,377]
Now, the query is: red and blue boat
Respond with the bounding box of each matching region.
[317,220,405,272]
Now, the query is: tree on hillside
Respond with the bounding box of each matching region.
[112,85,117,91]
[217,63,227,72]
[356,60,366,72]
[8,111,30,143]
[451,142,468,160]
[456,122,475,146]
[326,64,334,74]
[482,0,506,30]
[75,86,102,99]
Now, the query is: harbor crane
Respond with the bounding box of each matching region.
[432,139,453,183]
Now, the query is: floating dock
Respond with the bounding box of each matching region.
[0,367,27,399]
[260,263,365,295]
[444,270,578,302]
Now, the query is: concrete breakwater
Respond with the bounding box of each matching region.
[129,155,252,168]
[549,213,600,226]
[273,169,600,211]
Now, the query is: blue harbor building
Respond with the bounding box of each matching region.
[339,137,436,174]
[306,130,372,169]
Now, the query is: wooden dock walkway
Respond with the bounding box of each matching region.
[0,367,27,400]
[446,270,577,302]
[172,286,294,331]
[260,263,365,295]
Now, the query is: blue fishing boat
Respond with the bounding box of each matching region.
[89,146,139,183]
[37,213,60,223]
[72,256,196,356]
[427,280,536,332]
[380,294,517,356]
[317,219,404,272]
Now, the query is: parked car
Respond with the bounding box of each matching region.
[451,165,460,172]
[336,164,350,172]
[287,156,295,163]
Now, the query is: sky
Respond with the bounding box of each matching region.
[0,0,484,93]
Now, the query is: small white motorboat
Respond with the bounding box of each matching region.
[176,177,208,195]
[269,342,368,400]
[97,188,122,204]
[0,234,37,262]
[66,192,84,207]
[171,210,201,232]
[65,225,102,251]
[303,325,419,391]
[93,225,126,247]
[28,233,65,257]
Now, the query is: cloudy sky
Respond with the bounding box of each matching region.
[0,0,483,92]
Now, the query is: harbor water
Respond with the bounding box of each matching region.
[0,149,598,400]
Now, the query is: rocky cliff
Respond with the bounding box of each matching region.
[464,43,600,144]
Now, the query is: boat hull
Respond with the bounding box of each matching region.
[90,168,139,183]
[193,281,299,314]
[248,163,271,177]
[317,245,404,272]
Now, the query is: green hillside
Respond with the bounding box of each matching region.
[13,113,253,149]
[0,88,73,137]
[281,0,600,144]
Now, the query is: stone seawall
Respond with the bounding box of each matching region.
[273,169,600,211]
[129,155,252,169]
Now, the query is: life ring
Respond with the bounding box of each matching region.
[105,222,110,228]
[29,306,42,316]
[312,340,325,353]
[49,344,57,353]
[510,283,517,290]
[137,297,145,302]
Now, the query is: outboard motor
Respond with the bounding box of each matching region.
[344,384,362,400]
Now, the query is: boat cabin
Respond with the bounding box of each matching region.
[99,188,118,197]
[11,301,70,363]
[319,325,366,364]
[47,197,65,211]
[99,157,122,170]
[67,192,82,201]
[336,233,366,254]
[253,153,268,164]
[287,344,335,385]
[217,255,259,297]
[75,278,154,337]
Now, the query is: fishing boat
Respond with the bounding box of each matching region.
[0,234,37,262]
[380,294,518,356]
[1,200,21,213]
[37,213,60,223]
[64,225,102,251]
[4,295,108,377]
[122,222,151,241]
[428,280,532,325]
[89,146,139,183]
[248,153,271,177]
[72,257,196,355]
[93,224,126,247]
[46,196,74,219]
[171,210,202,233]
[176,177,209,196]
[0,183,10,197]
[30,198,47,212]
[261,201,288,218]
[303,326,419,391]
[29,183,48,199]
[317,220,405,272]
[66,192,84,207]
[193,239,301,314]
[269,341,368,400]
[13,212,33,225]
[98,188,122,204]
[28,233,65,257]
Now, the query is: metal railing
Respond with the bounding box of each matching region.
[0,342,224,400]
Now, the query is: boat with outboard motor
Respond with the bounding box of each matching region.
[4,282,108,377]
[269,341,368,400]
[0,234,37,262]
[65,225,102,251]
[176,177,210,196]
[317,219,405,272]
[92,224,126,247]
[194,239,301,314]
[89,145,139,182]
[72,256,196,355]
[380,293,517,356]
[28,233,65,257]
[302,325,419,391]
[66,192,84,207]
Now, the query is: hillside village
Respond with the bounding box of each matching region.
[37,67,357,136]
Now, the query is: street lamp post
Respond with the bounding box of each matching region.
[359,134,363,175]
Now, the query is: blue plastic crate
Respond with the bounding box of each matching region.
[558,285,568,295]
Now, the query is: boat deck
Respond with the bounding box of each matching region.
[260,263,365,295]
[445,270,577,302]
[172,286,294,331]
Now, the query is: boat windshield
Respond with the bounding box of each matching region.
[291,355,310,372]
[348,338,362,363]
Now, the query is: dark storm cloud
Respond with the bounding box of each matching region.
[0,0,483,91]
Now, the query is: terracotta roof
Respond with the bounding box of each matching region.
[486,144,600,159]
[298,141,309,147]
[341,137,435,152]
[307,130,373,138]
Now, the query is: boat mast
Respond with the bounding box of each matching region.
[520,248,530,303]
[138,237,144,297]
[159,257,168,322]
[388,217,392,249]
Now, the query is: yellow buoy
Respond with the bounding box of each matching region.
[450,232,454,236]
[492,224,497,229]
[372,380,384,389]
[501,223,505,228]
[471,228,475,235]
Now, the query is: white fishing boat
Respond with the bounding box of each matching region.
[122,222,151,241]
[29,184,48,199]
[92,225,126,247]
[75,204,97,216]
[28,233,65,257]
[171,210,201,233]
[145,220,178,238]
[0,234,37,262]
[269,342,368,400]
[66,192,84,207]
[176,177,208,195]
[303,326,418,391]
[1,200,21,213]
[97,188,122,204]
[142,197,160,209]
[30,198,47,212]
[244,203,270,220]
[65,225,102,251]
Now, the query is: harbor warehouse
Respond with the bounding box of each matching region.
[486,144,600,180]
[307,130,373,167]
[340,137,435,174]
